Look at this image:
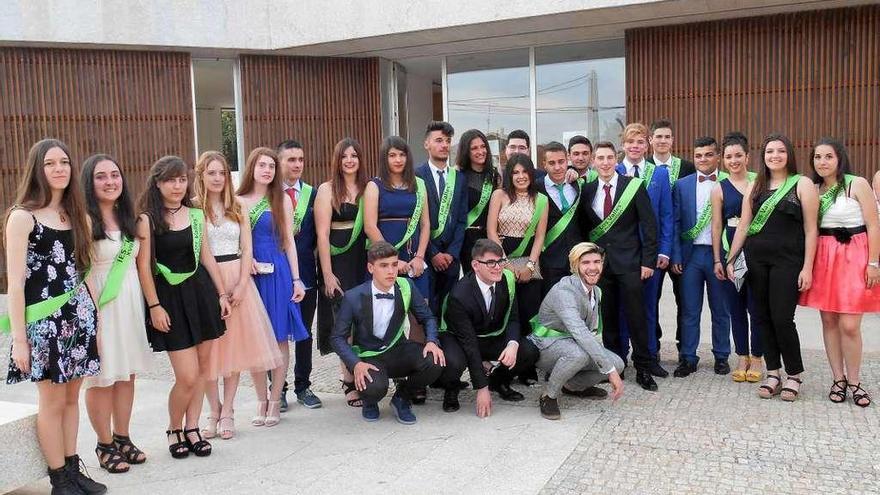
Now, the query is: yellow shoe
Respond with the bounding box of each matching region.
[745,357,763,383]
[731,356,749,382]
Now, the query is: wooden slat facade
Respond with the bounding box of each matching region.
[0,47,195,287]
[626,5,880,179]
[239,55,383,185]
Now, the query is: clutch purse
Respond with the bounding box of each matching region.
[255,261,275,274]
[506,257,543,280]
[732,251,747,292]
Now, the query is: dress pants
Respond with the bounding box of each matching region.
[679,245,731,365]
[540,265,570,297]
[429,258,462,315]
[599,270,652,372]
[293,287,317,393]
[723,279,763,357]
[618,268,662,361]
[745,255,803,374]
[437,333,539,388]
[358,340,444,405]
[536,338,625,399]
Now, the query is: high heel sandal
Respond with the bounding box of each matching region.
[165,429,189,459]
[252,400,267,427]
[219,415,235,440]
[95,442,130,473]
[183,428,212,457]
[828,378,848,404]
[745,357,763,383]
[113,433,146,464]
[848,382,871,408]
[202,413,220,439]
[780,376,802,402]
[341,380,363,407]
[265,400,281,427]
[757,374,782,399]
[731,357,749,383]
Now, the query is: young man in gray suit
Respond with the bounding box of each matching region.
[528,242,625,420]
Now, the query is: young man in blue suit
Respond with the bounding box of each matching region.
[614,123,672,380]
[670,136,731,377]
[331,241,445,424]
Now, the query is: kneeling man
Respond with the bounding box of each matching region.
[332,241,445,424]
[529,242,624,420]
[438,239,539,416]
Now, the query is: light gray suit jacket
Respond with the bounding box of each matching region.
[528,275,617,374]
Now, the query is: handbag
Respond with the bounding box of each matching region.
[506,256,543,280]
[732,251,747,292]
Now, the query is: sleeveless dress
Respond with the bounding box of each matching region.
[250,210,309,343]
[83,233,153,388]
[800,190,880,313]
[373,178,430,298]
[206,216,283,376]
[316,202,367,354]
[461,169,497,273]
[147,220,225,352]
[7,215,99,384]
[497,193,543,327]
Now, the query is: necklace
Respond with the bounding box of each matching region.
[55,207,68,224]
[165,204,184,215]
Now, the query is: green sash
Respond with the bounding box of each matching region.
[508,193,548,257]
[720,172,758,253]
[97,236,135,307]
[431,167,457,239]
[529,302,602,338]
[747,174,801,236]
[248,196,270,228]
[466,179,493,227]
[156,208,204,286]
[352,277,411,357]
[667,156,682,184]
[640,162,656,188]
[589,178,643,242]
[819,175,855,218]
[440,270,515,337]
[585,169,598,183]
[395,178,427,250]
[543,179,584,250]
[292,183,313,234]
[329,198,365,256]
[680,171,728,241]
[0,277,88,332]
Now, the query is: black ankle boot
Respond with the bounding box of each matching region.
[64,455,107,495]
[48,465,85,495]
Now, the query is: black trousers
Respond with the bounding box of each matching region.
[358,341,444,406]
[430,258,462,315]
[541,265,570,297]
[292,287,317,393]
[746,258,804,375]
[437,333,539,389]
[599,270,652,372]
[656,269,684,353]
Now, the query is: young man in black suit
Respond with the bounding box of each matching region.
[331,242,446,424]
[577,141,660,391]
[437,239,539,415]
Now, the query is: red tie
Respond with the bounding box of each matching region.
[603,184,613,218]
[699,174,717,183]
[286,187,297,209]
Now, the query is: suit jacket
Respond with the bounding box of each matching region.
[416,162,468,260]
[615,163,673,258]
[529,275,617,374]
[648,156,696,184]
[577,173,658,274]
[444,272,520,389]
[331,279,438,370]
[671,173,712,266]
[292,181,317,289]
[536,179,585,271]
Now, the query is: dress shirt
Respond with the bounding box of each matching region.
[474,274,494,312]
[543,175,577,211]
[591,173,619,220]
[428,162,450,198]
[652,154,672,168]
[370,282,396,339]
[622,158,647,178]
[694,170,717,246]
[579,281,605,350]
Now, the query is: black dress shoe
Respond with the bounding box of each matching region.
[539,395,561,420]
[489,381,525,402]
[561,386,608,399]
[648,362,669,378]
[411,387,427,405]
[714,360,731,375]
[442,389,460,412]
[673,361,697,378]
[636,370,658,391]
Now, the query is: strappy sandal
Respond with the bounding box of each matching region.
[732,357,749,383]
[745,357,764,383]
[341,380,363,408]
[252,400,267,426]
[265,401,281,427]
[780,376,803,402]
[757,374,782,399]
[113,433,146,464]
[828,378,848,404]
[848,382,871,408]
[202,414,220,439]
[95,442,130,473]
[165,429,189,459]
[183,428,212,457]
[219,415,235,440]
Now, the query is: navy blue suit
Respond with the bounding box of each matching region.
[416,162,468,312]
[290,181,317,393]
[672,173,731,365]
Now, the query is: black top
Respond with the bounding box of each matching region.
[745,187,804,266]
[536,179,585,271]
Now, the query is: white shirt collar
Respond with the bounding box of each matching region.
[429,162,449,175]
[474,273,494,296]
[544,174,565,188]
[697,169,718,180]
[600,172,619,189]
[284,179,301,191]
[652,154,672,166]
[579,279,596,302]
[371,282,395,298]
[622,157,646,170]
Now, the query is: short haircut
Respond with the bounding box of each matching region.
[425,121,454,138]
[594,141,617,154]
[507,129,530,148]
[622,123,649,142]
[277,140,303,153]
[722,131,749,153]
[543,141,567,157]
[471,238,504,260]
[568,242,605,274]
[367,240,399,263]
[693,136,718,150]
[567,135,592,153]
[650,119,673,134]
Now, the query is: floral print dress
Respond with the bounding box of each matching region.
[6,213,99,384]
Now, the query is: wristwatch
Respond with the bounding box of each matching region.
[526,260,536,273]
[869,261,880,268]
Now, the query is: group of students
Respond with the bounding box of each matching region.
[3,117,879,494]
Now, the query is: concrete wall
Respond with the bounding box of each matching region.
[405,71,435,165]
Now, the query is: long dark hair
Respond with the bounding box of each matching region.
[81,154,137,241]
[5,139,92,273]
[377,136,416,193]
[502,153,538,203]
[236,147,289,250]
[810,137,851,195]
[137,156,193,235]
[328,138,368,211]
[456,129,498,185]
[750,134,799,203]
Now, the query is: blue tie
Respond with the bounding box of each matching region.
[437,170,446,197]
[375,293,394,300]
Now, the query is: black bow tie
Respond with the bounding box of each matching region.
[374,293,394,300]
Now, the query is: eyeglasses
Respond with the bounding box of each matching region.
[474,258,507,268]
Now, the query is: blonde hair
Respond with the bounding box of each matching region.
[622,123,649,143]
[194,151,242,225]
[568,242,605,274]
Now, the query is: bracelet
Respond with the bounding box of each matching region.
[219,293,229,299]
[148,302,161,309]
[869,261,880,268]
[714,261,722,265]
[293,277,301,282]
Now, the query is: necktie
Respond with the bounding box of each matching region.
[632,165,640,178]
[437,170,446,197]
[603,183,613,218]
[488,285,497,319]
[699,174,717,183]
[374,293,394,300]
[285,187,297,209]
[554,183,570,212]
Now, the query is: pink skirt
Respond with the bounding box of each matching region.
[208,258,283,377]
[799,232,880,313]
